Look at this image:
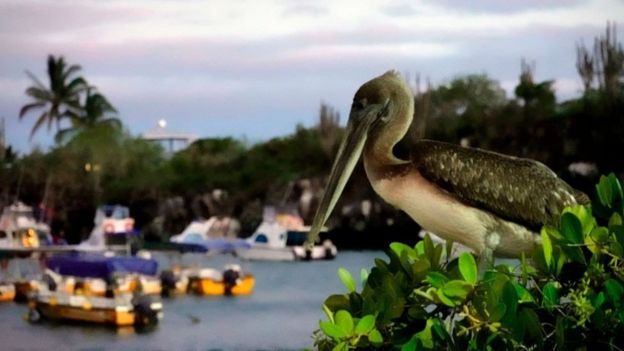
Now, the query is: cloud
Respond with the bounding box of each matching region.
[419,0,587,15]
[281,1,328,17]
[1,0,622,153]
[0,1,148,35]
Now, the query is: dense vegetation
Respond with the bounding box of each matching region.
[0,24,623,245]
[313,174,624,350]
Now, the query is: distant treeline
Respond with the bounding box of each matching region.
[0,23,622,247]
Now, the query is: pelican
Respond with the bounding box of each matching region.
[306,70,589,258]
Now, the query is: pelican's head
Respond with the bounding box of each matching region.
[306,70,413,246]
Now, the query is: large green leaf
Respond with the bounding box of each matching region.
[335,310,354,335]
[563,205,595,235]
[488,303,507,323]
[332,341,349,351]
[560,212,583,244]
[605,279,624,306]
[501,282,518,322]
[597,174,614,207]
[324,294,350,312]
[436,289,458,307]
[416,319,435,349]
[431,318,452,344]
[338,268,357,293]
[412,258,431,280]
[513,283,535,303]
[390,242,414,258]
[368,329,383,347]
[458,252,478,285]
[560,244,586,265]
[608,212,623,227]
[519,308,543,346]
[586,226,609,253]
[401,335,419,351]
[426,272,449,288]
[320,320,347,340]
[540,227,553,268]
[442,280,473,299]
[354,315,376,334]
[542,282,559,310]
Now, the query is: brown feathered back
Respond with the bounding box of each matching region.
[412,140,589,230]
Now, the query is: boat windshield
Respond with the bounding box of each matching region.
[101,206,129,219]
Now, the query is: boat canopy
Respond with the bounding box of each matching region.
[171,236,250,252]
[142,241,209,253]
[47,254,158,278]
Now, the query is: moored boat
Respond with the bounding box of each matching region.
[235,207,337,261]
[30,287,162,327]
[188,265,254,296]
[28,254,163,327]
[0,202,53,250]
[0,282,15,302]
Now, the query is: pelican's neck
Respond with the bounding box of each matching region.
[363,91,414,178]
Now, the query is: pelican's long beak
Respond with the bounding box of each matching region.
[306,102,387,247]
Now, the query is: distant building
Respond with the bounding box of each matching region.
[141,119,198,154]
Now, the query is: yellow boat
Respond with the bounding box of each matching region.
[14,276,76,302]
[29,290,162,327]
[190,275,255,296]
[0,283,15,302]
[28,253,163,327]
[76,275,162,297]
[135,275,162,296]
[188,265,255,296]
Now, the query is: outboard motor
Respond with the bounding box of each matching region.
[160,270,177,297]
[132,294,162,327]
[322,240,336,260]
[42,273,57,292]
[222,266,241,296]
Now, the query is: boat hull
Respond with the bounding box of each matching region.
[29,292,163,327]
[236,244,337,261]
[0,284,15,302]
[189,275,255,296]
[35,302,136,326]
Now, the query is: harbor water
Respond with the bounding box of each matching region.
[0,250,382,351]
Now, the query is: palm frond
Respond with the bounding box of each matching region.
[30,111,49,139]
[24,70,48,91]
[25,86,51,101]
[67,77,88,94]
[19,102,47,118]
[63,64,83,81]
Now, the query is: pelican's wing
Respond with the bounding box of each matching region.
[412,140,589,230]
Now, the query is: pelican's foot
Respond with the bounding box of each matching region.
[478,232,500,275]
[477,247,495,276]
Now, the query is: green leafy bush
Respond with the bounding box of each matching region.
[314,174,624,350]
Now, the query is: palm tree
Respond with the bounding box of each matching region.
[55,88,122,143]
[19,55,87,139]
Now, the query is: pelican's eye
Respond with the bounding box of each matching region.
[351,99,366,111]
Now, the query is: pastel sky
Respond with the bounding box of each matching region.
[1,0,622,153]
